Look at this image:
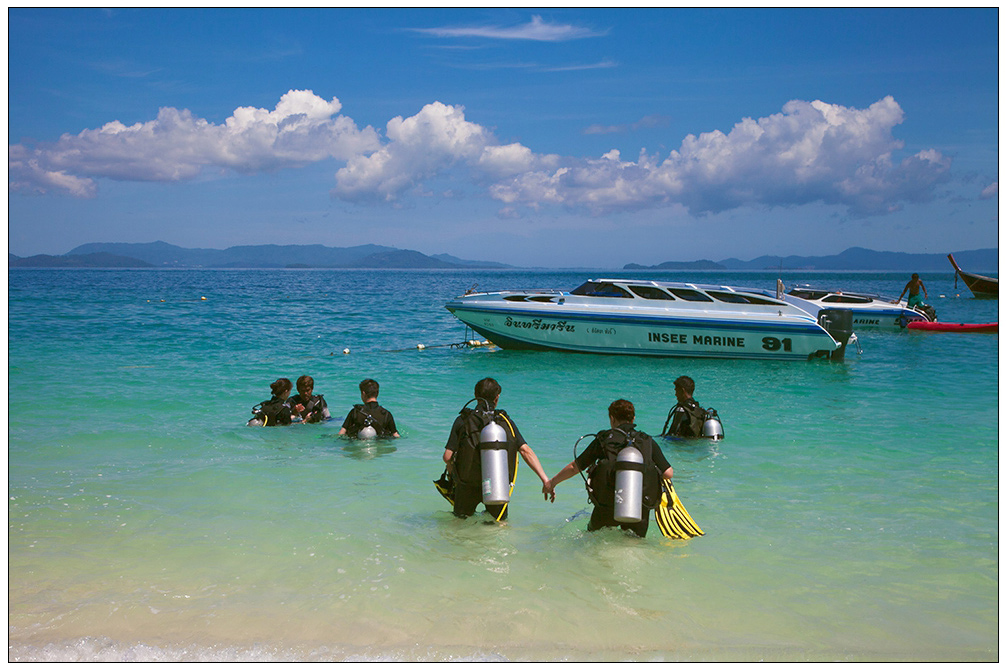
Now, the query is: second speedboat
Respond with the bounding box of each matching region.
[784,284,935,329]
[446,278,854,361]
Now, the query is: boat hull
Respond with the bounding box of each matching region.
[959,273,998,299]
[948,253,998,299]
[447,304,840,360]
[846,308,928,330]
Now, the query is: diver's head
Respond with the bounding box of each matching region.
[359,378,379,400]
[474,377,501,408]
[296,375,314,396]
[608,398,635,426]
[674,375,695,402]
[271,378,293,399]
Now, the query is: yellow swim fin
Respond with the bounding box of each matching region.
[668,481,703,536]
[654,479,703,539]
[433,469,455,506]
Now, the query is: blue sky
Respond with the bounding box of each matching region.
[8,8,999,267]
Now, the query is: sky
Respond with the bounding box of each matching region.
[7,8,1000,267]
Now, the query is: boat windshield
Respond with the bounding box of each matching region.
[788,289,828,300]
[570,281,632,298]
[821,295,873,304]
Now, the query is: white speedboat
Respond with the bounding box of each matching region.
[784,285,935,330]
[445,279,854,361]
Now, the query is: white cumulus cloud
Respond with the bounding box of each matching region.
[331,101,558,202]
[8,90,380,197]
[10,92,952,220]
[490,96,952,216]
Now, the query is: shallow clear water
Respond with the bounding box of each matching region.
[8,268,999,661]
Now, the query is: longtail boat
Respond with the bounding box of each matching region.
[947,253,998,299]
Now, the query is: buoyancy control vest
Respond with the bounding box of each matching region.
[586,428,661,511]
[452,401,517,488]
[251,396,293,426]
[662,399,706,438]
[347,402,391,436]
[292,393,328,423]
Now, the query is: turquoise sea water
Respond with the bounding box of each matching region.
[8,268,999,661]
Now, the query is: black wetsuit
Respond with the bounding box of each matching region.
[445,408,524,520]
[341,400,397,437]
[575,423,671,537]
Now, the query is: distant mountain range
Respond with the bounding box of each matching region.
[7,242,998,272]
[625,247,998,272]
[9,242,513,269]
[8,252,154,268]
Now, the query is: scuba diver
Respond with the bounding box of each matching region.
[661,375,723,439]
[437,377,549,521]
[339,378,399,438]
[248,378,295,427]
[290,375,331,424]
[544,399,674,538]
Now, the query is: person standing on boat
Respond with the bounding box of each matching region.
[543,399,673,537]
[441,377,550,521]
[339,378,399,438]
[896,273,928,309]
[661,376,705,438]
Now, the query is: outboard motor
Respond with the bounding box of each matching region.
[613,446,644,523]
[479,418,510,505]
[701,408,725,440]
[818,308,854,361]
[358,425,377,440]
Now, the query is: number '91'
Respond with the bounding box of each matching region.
[761,337,792,351]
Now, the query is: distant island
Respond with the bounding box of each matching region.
[7,242,998,272]
[625,247,998,273]
[8,252,154,268]
[9,242,513,270]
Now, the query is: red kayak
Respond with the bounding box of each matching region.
[907,321,998,333]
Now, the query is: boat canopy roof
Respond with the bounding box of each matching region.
[571,279,787,306]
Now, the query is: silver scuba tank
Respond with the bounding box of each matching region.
[613,446,644,523]
[479,418,510,505]
[701,408,724,440]
[358,425,377,439]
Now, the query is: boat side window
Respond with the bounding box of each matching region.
[822,295,871,304]
[628,286,675,300]
[668,288,714,302]
[570,281,632,298]
[707,291,785,305]
[706,290,751,303]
